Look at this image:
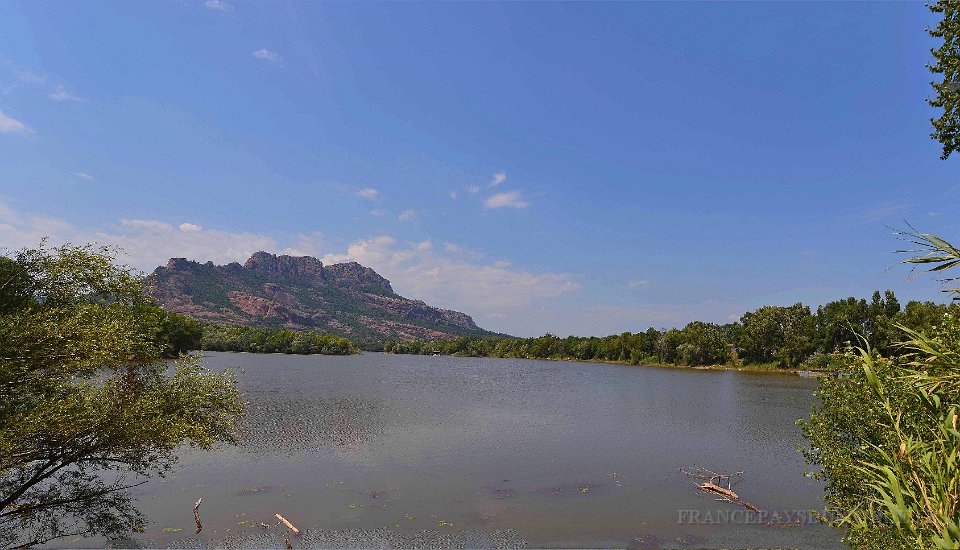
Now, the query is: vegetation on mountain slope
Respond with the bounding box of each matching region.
[148,253,501,346]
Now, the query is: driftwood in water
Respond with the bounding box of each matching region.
[696,481,761,512]
[698,482,739,500]
[678,466,761,512]
[193,498,202,534]
[275,513,301,535]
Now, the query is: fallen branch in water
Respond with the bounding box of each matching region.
[678,466,760,512]
[275,513,300,535]
[193,498,202,534]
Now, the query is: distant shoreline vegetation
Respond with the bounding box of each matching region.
[157,318,359,355]
[383,290,959,372]
[201,325,359,355]
[161,289,957,367]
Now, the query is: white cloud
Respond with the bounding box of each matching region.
[466,184,480,194]
[320,235,579,315]
[49,86,80,102]
[73,172,94,181]
[121,219,173,231]
[489,171,507,187]
[1,59,79,102]
[204,0,232,11]
[1,207,278,272]
[444,242,462,253]
[627,278,651,289]
[103,222,277,270]
[484,190,528,209]
[0,203,75,252]
[398,209,418,222]
[252,48,283,64]
[494,260,511,268]
[929,211,942,217]
[0,58,46,89]
[355,187,380,200]
[369,209,386,217]
[848,202,911,226]
[278,231,326,257]
[0,110,32,135]
[449,191,458,200]
[0,201,582,335]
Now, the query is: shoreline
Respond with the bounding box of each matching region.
[383,351,823,377]
[201,349,831,377]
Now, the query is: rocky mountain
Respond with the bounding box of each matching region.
[147,252,498,342]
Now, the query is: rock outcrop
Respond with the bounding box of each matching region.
[147,252,493,342]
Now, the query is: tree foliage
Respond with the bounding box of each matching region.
[0,243,243,547]
[200,324,358,355]
[385,291,955,370]
[928,0,960,159]
[802,231,960,548]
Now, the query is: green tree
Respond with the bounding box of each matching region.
[0,243,243,547]
[803,230,960,548]
[866,290,902,355]
[738,303,814,368]
[928,0,960,159]
[151,309,203,356]
[678,321,730,366]
[898,299,959,332]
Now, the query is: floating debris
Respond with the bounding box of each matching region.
[678,466,761,512]
[275,513,301,535]
[193,498,203,534]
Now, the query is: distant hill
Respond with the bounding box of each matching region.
[146,251,501,343]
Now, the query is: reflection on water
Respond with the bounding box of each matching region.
[237,395,390,457]
[65,352,842,549]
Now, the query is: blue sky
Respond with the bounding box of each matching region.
[1,1,958,337]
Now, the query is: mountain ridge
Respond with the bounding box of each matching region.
[147,251,500,343]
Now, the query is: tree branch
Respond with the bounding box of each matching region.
[0,479,147,520]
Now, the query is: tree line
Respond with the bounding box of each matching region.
[145,312,359,356]
[384,291,958,370]
[200,324,358,355]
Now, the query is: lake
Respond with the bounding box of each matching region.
[92,352,843,549]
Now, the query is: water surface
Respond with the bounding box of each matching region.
[91,352,841,549]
